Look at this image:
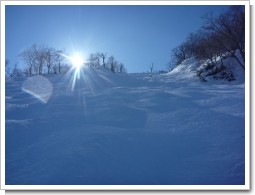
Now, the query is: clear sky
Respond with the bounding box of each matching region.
[5,5,230,73]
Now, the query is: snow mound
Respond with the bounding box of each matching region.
[168,53,244,84]
[166,57,199,80]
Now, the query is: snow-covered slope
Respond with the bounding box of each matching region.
[166,57,199,80]
[168,54,245,84]
[5,67,245,185]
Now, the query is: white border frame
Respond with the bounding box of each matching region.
[0,0,250,191]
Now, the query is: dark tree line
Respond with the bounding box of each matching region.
[170,5,245,70]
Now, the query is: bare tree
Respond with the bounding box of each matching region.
[20,44,65,76]
[149,63,154,73]
[114,60,121,72]
[170,5,245,73]
[23,67,31,77]
[119,63,124,73]
[88,53,100,69]
[5,59,12,77]
[203,6,245,69]
[108,55,115,73]
[12,63,22,77]
[35,45,47,74]
[94,53,100,68]
[54,50,64,74]
[99,53,107,68]
[45,47,55,74]
[20,44,47,75]
[167,58,176,71]
[20,45,36,76]
[5,60,23,78]
[171,43,189,66]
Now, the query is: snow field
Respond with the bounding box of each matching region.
[5,67,245,185]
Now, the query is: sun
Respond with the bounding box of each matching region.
[61,51,88,91]
[70,54,84,71]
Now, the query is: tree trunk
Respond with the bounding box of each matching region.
[103,57,105,67]
[232,54,245,70]
[58,62,61,73]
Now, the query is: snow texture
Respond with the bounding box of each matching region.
[5,66,245,185]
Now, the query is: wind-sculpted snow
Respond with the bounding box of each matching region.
[5,69,245,185]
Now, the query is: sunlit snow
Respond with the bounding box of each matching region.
[6,62,245,185]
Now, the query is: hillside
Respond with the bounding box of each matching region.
[168,53,245,84]
[5,66,245,185]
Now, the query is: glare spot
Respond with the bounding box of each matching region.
[60,52,85,91]
[70,54,84,71]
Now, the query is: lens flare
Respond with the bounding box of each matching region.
[22,75,53,103]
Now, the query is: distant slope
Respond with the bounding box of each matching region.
[5,67,245,185]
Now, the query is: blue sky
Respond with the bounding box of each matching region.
[5,5,230,73]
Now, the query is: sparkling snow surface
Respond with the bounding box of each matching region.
[5,67,245,185]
